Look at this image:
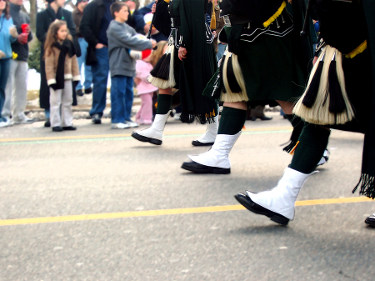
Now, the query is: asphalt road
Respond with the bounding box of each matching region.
[1,112,374,281]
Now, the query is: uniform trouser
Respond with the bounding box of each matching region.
[2,60,28,121]
[49,80,73,128]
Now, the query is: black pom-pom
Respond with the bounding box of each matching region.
[226,56,242,93]
[150,53,171,80]
[302,60,324,108]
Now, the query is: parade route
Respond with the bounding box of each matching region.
[1,112,374,281]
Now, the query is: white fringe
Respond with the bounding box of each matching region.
[221,52,249,103]
[148,44,176,90]
[293,45,355,125]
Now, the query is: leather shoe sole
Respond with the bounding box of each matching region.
[131,132,162,145]
[192,140,214,147]
[63,126,77,131]
[234,192,289,225]
[181,161,230,174]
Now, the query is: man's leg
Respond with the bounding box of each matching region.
[13,61,31,123]
[131,89,173,145]
[124,76,134,122]
[90,47,109,123]
[235,123,331,225]
[110,76,126,124]
[2,59,16,121]
[182,102,247,174]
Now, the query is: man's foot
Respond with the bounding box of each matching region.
[131,131,162,145]
[112,123,130,129]
[234,192,289,226]
[181,161,230,174]
[191,140,214,146]
[44,119,51,127]
[92,114,101,124]
[63,126,77,131]
[365,213,375,227]
[52,126,63,132]
[84,87,92,94]
[76,89,84,97]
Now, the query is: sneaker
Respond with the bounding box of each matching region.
[84,87,92,94]
[125,120,139,128]
[92,114,101,124]
[111,123,130,129]
[13,116,35,124]
[0,120,10,128]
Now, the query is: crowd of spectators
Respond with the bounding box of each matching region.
[0,0,170,130]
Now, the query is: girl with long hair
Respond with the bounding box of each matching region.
[44,20,80,132]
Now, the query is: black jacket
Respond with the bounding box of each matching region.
[36,5,76,45]
[9,3,33,62]
[80,0,110,65]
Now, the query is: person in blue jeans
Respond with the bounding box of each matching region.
[0,0,18,128]
[80,0,114,124]
[107,1,155,129]
[76,37,92,95]
[72,0,92,96]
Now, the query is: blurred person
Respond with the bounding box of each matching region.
[36,0,76,127]
[3,0,33,125]
[107,1,155,129]
[80,0,114,125]
[44,20,80,132]
[131,0,219,146]
[135,40,167,125]
[72,0,92,96]
[0,0,18,128]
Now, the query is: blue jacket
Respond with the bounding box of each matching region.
[0,15,17,59]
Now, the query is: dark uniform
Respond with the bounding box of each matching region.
[150,0,218,124]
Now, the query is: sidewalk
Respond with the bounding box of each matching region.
[25,90,142,121]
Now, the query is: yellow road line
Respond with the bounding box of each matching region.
[0,126,291,143]
[0,197,372,226]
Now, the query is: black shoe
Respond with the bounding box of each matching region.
[76,89,84,97]
[92,114,101,124]
[181,161,230,174]
[192,140,214,147]
[84,87,92,94]
[260,115,273,121]
[234,192,289,226]
[131,131,162,145]
[52,126,63,132]
[365,213,375,227]
[63,126,77,131]
[44,119,51,127]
